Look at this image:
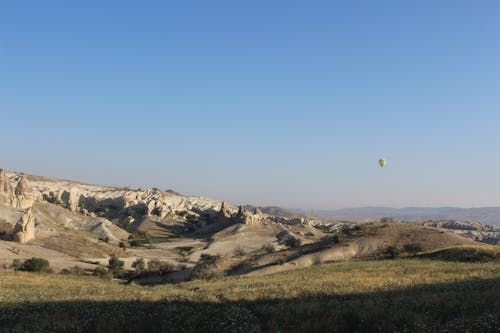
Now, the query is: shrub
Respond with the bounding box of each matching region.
[147,259,163,271]
[284,237,301,248]
[147,259,176,274]
[119,242,126,249]
[93,265,113,279]
[384,246,400,259]
[132,258,145,272]
[19,258,52,273]
[11,259,22,270]
[404,244,422,257]
[129,238,152,247]
[191,254,222,280]
[60,265,85,275]
[108,254,124,273]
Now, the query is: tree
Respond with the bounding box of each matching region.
[108,254,124,273]
[20,257,52,273]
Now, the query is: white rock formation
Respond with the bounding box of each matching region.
[0,169,15,206]
[14,176,38,209]
[3,170,315,232]
[13,208,36,243]
[234,206,264,225]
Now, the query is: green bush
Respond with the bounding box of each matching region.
[129,238,152,247]
[147,259,176,275]
[132,258,145,272]
[284,237,301,247]
[404,244,422,257]
[93,265,113,279]
[191,254,222,280]
[11,259,22,270]
[60,265,85,275]
[108,254,124,276]
[384,246,400,259]
[19,258,52,273]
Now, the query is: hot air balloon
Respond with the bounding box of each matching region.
[378,158,387,168]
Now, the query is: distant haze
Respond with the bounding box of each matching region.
[1,2,500,210]
[306,207,500,228]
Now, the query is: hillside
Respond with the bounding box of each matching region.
[1,259,499,332]
[1,169,500,332]
[1,168,495,279]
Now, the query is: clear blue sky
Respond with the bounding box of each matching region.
[1,1,499,209]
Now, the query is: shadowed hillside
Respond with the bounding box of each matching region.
[1,260,499,332]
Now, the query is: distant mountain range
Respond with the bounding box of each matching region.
[299,207,500,228]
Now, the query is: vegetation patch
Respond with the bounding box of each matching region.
[0,260,499,332]
[417,245,500,262]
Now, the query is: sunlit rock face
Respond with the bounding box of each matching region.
[13,208,36,243]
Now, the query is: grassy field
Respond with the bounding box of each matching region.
[1,259,499,332]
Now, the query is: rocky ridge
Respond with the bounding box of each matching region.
[1,170,316,238]
[419,220,500,245]
[0,170,40,209]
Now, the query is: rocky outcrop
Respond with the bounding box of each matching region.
[233,206,264,225]
[219,202,232,219]
[14,176,38,209]
[420,220,500,245]
[5,170,318,233]
[60,189,81,212]
[13,208,36,243]
[212,201,233,225]
[123,189,172,219]
[421,220,494,231]
[0,169,15,206]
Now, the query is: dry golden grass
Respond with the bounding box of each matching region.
[417,244,500,262]
[0,259,497,304]
[1,259,499,332]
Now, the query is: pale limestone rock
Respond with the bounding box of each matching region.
[13,208,36,243]
[234,205,261,225]
[0,169,15,205]
[60,188,81,212]
[219,202,232,219]
[14,176,38,209]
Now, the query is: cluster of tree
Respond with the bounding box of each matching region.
[10,255,182,281]
[12,257,52,273]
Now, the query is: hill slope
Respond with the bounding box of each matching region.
[1,259,499,332]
